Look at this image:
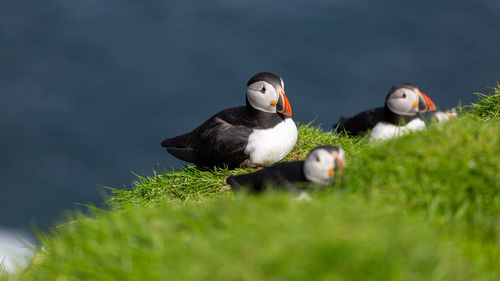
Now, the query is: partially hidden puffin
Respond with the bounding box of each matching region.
[161,72,297,168]
[333,83,436,141]
[226,145,345,193]
[422,108,457,124]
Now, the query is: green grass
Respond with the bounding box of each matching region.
[341,118,500,273]
[6,84,500,280]
[14,196,480,281]
[460,83,500,122]
[342,119,500,234]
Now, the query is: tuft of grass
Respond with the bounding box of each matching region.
[460,83,500,121]
[108,166,236,207]
[13,195,480,281]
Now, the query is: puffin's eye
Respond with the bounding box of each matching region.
[315,156,320,162]
[401,93,406,98]
[260,86,266,94]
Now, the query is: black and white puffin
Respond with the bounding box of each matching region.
[226,145,345,193]
[161,72,297,168]
[422,108,458,124]
[333,83,436,141]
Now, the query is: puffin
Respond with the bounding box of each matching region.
[161,72,297,169]
[422,108,457,124]
[333,83,436,141]
[226,145,345,193]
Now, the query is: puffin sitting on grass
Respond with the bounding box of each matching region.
[422,108,458,124]
[161,72,297,169]
[333,83,436,141]
[226,145,345,193]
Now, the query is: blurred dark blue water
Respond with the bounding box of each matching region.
[1,0,499,232]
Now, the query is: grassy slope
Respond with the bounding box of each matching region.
[4,85,500,280]
[16,197,477,281]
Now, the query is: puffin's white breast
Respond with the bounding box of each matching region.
[369,119,426,141]
[244,118,298,167]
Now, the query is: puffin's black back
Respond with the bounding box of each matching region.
[334,107,420,136]
[161,106,286,168]
[334,107,385,136]
[226,161,307,193]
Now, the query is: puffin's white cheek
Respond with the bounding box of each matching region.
[247,91,274,113]
[316,166,327,181]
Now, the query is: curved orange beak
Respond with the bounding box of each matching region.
[417,90,436,112]
[277,89,292,117]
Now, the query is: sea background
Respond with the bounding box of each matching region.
[1,0,499,271]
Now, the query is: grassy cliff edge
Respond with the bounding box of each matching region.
[2,85,500,281]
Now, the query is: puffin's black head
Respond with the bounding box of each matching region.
[246,72,292,116]
[303,145,345,184]
[384,83,436,116]
[247,72,283,88]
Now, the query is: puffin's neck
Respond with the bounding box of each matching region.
[245,97,287,121]
[383,106,419,125]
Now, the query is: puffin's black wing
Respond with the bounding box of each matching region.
[227,161,306,193]
[161,108,253,168]
[333,107,385,136]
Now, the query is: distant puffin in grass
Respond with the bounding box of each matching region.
[161,72,297,169]
[226,145,345,193]
[333,83,436,141]
[422,108,458,124]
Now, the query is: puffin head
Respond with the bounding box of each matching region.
[303,145,345,184]
[246,72,292,116]
[385,83,436,116]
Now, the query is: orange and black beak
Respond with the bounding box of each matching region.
[416,90,436,112]
[276,88,292,117]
